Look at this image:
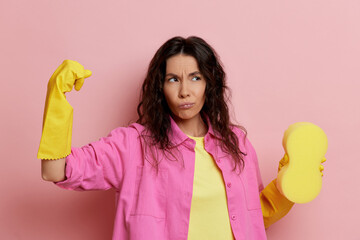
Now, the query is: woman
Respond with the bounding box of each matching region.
[39,36,294,240]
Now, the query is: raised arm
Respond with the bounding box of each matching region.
[37,60,91,182]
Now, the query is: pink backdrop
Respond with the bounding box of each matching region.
[1,0,359,239]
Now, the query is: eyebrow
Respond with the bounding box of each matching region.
[165,71,201,78]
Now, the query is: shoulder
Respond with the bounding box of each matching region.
[230,124,246,138]
[105,123,145,140]
[229,124,247,145]
[230,125,256,156]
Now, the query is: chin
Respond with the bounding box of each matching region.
[177,112,200,121]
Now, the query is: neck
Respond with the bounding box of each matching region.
[172,114,208,137]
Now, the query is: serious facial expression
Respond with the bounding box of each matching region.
[163,54,206,122]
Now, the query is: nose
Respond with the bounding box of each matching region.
[179,80,190,98]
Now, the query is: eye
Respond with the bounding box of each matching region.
[192,76,201,81]
[168,77,178,82]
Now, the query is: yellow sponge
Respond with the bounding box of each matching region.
[276,122,328,203]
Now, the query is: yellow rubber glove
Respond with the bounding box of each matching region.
[37,60,92,160]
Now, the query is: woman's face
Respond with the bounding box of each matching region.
[163,54,206,122]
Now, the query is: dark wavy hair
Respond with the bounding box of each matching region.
[137,36,247,172]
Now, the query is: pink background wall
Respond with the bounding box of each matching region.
[1,0,359,239]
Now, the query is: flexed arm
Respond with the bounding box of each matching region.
[38,60,91,181]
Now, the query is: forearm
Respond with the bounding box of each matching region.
[260,179,295,228]
[41,158,66,182]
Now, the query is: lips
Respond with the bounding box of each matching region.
[178,103,195,109]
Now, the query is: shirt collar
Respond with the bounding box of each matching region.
[168,113,220,148]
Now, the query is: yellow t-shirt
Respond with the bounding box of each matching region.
[187,135,234,240]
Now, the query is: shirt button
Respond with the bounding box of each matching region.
[216,159,221,163]
[227,182,232,188]
[231,215,236,220]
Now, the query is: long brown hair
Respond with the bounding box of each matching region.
[137,36,247,172]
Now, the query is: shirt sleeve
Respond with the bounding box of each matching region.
[54,126,135,191]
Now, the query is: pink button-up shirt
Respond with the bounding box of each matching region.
[56,117,267,240]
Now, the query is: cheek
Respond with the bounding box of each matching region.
[198,85,206,101]
[163,85,170,100]
[163,88,176,108]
